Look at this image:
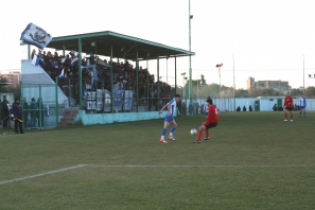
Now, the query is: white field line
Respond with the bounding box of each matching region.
[86,164,315,168]
[0,164,85,185]
[1,163,315,185]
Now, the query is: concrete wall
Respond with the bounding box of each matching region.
[21,60,68,106]
[195,97,315,112]
[75,110,169,125]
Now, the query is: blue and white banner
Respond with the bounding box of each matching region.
[124,90,133,111]
[20,23,52,50]
[113,83,123,106]
[71,57,78,67]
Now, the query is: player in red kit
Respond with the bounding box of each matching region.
[194,98,219,144]
[284,92,293,122]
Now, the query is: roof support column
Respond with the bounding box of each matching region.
[157,55,160,110]
[175,57,177,95]
[110,45,114,113]
[27,44,31,60]
[136,50,139,112]
[78,38,82,110]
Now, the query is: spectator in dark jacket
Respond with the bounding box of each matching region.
[12,98,24,134]
[1,100,9,128]
[22,97,29,127]
[37,98,44,127]
[30,98,37,127]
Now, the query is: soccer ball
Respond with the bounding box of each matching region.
[190,128,197,135]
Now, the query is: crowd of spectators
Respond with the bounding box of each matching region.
[236,105,253,112]
[32,49,173,111]
[1,97,46,128]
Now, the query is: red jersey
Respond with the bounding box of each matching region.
[204,105,219,125]
[284,96,293,108]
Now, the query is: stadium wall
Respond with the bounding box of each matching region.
[75,110,170,125]
[197,97,315,112]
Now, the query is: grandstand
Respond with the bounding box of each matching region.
[21,31,195,127]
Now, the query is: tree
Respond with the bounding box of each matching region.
[304,86,315,97]
[291,88,303,97]
[235,89,249,98]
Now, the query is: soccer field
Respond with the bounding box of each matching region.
[0,112,314,210]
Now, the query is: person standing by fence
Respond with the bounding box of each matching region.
[12,98,24,134]
[1,100,9,128]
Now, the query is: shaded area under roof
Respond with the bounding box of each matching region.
[47,31,195,60]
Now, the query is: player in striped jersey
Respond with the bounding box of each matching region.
[299,94,306,118]
[159,94,181,143]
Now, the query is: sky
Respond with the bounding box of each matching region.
[1,0,315,89]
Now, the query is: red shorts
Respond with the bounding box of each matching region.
[204,123,218,129]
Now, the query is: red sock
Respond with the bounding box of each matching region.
[197,130,202,141]
[205,129,209,137]
[284,113,287,119]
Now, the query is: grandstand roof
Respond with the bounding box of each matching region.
[47,31,195,60]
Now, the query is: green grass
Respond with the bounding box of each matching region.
[0,112,315,210]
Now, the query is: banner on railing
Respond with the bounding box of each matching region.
[113,83,123,106]
[124,90,133,111]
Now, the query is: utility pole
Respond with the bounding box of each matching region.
[216,63,223,98]
[188,0,193,109]
[303,54,305,94]
[233,55,236,111]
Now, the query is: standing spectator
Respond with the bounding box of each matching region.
[37,98,44,127]
[249,105,253,112]
[30,98,37,127]
[1,100,9,128]
[12,98,24,134]
[22,97,29,127]
[89,52,95,65]
[243,106,247,112]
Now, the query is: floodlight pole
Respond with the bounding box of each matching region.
[233,55,236,110]
[216,63,223,98]
[175,57,177,94]
[136,50,139,112]
[27,44,31,60]
[188,0,193,108]
[303,54,305,94]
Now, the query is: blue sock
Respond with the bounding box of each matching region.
[171,127,176,134]
[161,128,167,136]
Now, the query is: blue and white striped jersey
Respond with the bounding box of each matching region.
[167,99,177,117]
[300,97,306,107]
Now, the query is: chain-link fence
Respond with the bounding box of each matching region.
[20,83,59,129]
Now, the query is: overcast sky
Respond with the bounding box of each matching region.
[1,0,315,89]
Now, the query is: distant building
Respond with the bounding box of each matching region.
[247,77,255,90]
[247,77,291,94]
[0,70,20,87]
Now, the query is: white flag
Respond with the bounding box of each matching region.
[20,23,52,49]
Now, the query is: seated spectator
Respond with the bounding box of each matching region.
[54,52,59,60]
[278,105,283,111]
[249,105,253,112]
[273,104,278,111]
[236,106,241,112]
[243,106,246,112]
